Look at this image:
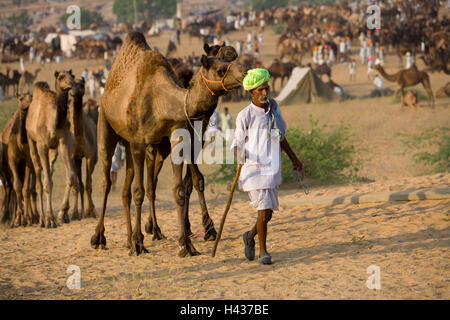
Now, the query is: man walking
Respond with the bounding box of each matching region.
[231,69,303,265]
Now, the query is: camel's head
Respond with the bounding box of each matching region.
[54,69,74,91]
[374,64,382,72]
[199,55,248,95]
[203,43,238,62]
[16,92,32,111]
[70,77,85,98]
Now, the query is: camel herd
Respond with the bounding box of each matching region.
[0,32,247,258]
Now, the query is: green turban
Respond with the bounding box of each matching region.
[243,68,271,91]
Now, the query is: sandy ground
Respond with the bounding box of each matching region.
[0,173,448,300]
[0,24,449,300]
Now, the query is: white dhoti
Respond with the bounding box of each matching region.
[248,188,279,211]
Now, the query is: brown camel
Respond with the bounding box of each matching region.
[268,59,296,93]
[25,73,79,228]
[143,43,239,241]
[4,93,39,227]
[91,32,246,256]
[56,78,98,221]
[19,69,41,94]
[83,98,99,124]
[436,82,450,99]
[374,64,434,108]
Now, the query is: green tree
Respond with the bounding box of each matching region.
[113,0,176,23]
[59,8,103,30]
[5,11,33,32]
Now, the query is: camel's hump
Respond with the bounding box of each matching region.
[121,31,151,54]
[33,81,50,91]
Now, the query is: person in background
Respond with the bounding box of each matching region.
[82,68,89,83]
[110,142,126,191]
[405,52,414,69]
[220,107,233,142]
[374,74,384,90]
[349,59,357,82]
[206,110,220,142]
[367,56,375,80]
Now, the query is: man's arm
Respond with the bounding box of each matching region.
[281,138,303,172]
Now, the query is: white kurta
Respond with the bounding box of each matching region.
[231,100,287,192]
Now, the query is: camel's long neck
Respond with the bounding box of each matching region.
[19,109,28,145]
[184,73,220,121]
[55,87,69,129]
[377,66,397,82]
[70,94,84,144]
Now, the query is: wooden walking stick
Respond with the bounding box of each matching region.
[211,163,243,257]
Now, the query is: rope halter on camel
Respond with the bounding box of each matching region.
[201,63,232,96]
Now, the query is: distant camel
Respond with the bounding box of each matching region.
[4,93,39,227]
[25,73,79,228]
[64,78,98,220]
[19,69,41,94]
[268,59,296,93]
[374,64,434,108]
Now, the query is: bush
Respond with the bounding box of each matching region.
[271,24,284,35]
[207,116,362,187]
[398,127,450,173]
[281,117,361,184]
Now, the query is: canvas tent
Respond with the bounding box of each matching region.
[275,67,339,105]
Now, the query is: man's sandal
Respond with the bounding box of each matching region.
[259,252,272,265]
[243,231,255,261]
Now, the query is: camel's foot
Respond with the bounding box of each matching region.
[13,212,23,228]
[71,210,81,221]
[46,215,57,228]
[84,207,97,219]
[39,217,45,228]
[144,219,153,234]
[204,227,217,242]
[129,231,149,256]
[57,211,70,224]
[178,237,200,257]
[145,222,166,241]
[90,226,106,249]
[25,215,33,226]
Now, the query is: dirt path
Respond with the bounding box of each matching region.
[0,174,448,299]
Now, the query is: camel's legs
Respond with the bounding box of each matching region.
[182,167,193,237]
[189,163,217,241]
[36,143,57,228]
[70,157,83,221]
[9,161,25,227]
[129,143,148,255]
[84,155,97,218]
[49,148,58,175]
[144,148,165,240]
[91,109,119,249]
[28,139,46,227]
[29,168,39,224]
[57,133,79,224]
[422,77,435,108]
[121,142,133,249]
[145,139,170,238]
[172,158,200,257]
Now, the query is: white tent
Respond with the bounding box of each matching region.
[275,67,338,105]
